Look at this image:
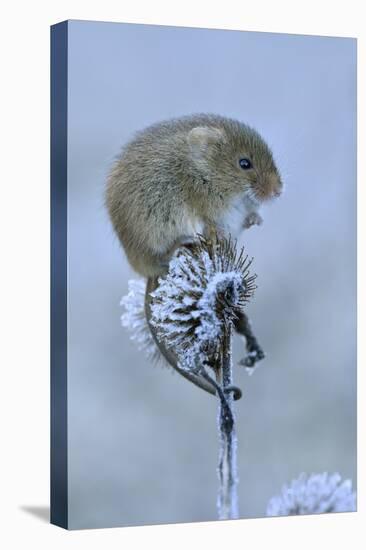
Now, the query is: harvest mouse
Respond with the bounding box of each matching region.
[106,113,283,278]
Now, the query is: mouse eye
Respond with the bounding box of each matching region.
[239,158,252,170]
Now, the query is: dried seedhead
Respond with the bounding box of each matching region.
[149,234,257,375]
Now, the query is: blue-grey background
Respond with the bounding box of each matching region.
[67,20,356,529]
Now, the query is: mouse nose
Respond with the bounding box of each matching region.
[266,173,283,199]
[273,176,284,198]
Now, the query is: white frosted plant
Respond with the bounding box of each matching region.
[148,235,257,520]
[267,472,356,516]
[120,234,257,520]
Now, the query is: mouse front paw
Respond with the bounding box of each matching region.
[243,212,263,229]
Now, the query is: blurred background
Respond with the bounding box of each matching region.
[66,20,356,529]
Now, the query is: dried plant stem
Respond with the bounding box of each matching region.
[216,322,239,520]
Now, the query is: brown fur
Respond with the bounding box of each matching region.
[106,113,282,277]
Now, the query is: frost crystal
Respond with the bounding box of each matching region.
[266,472,356,516]
[120,279,161,362]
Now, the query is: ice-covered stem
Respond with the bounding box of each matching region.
[217,322,239,520]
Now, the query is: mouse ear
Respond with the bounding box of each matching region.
[187,127,225,171]
[188,126,225,150]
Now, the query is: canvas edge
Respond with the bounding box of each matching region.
[50,20,68,530]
